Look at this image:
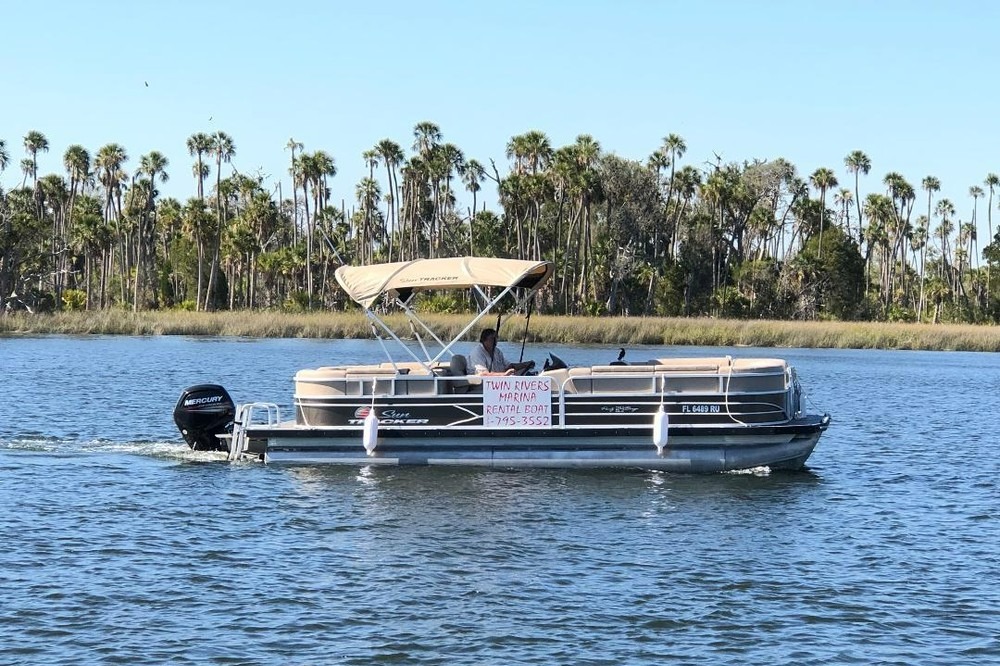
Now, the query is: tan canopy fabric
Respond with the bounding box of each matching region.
[335,257,553,308]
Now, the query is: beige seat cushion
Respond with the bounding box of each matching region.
[540,368,574,393]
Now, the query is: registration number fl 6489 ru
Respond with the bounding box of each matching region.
[682,404,721,414]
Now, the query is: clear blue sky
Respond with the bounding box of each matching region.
[4,0,1000,241]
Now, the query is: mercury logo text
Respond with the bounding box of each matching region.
[184,396,225,406]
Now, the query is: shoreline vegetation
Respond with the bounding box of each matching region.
[3,311,1000,352]
[5,126,1000,333]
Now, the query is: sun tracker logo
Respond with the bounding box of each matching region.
[348,405,429,425]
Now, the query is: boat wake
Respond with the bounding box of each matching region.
[725,466,772,476]
[85,440,228,463]
[1,437,227,463]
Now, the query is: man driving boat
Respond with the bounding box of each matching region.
[470,328,535,376]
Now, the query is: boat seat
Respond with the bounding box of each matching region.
[540,368,575,393]
[588,365,657,392]
[378,361,438,375]
[564,363,722,394]
[337,365,399,376]
[295,368,347,397]
[564,367,594,393]
[730,358,787,373]
[345,368,398,378]
[393,376,438,395]
[591,364,657,373]
[653,357,733,369]
[299,368,347,379]
[443,354,482,394]
[726,358,788,392]
[654,363,720,373]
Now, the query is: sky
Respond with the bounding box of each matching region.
[4,0,1000,243]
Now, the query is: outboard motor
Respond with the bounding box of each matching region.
[173,384,236,451]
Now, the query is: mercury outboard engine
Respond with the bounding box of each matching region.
[173,384,236,451]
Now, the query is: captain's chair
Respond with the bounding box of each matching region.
[448,354,473,394]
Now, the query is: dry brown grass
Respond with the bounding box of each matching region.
[3,310,1000,351]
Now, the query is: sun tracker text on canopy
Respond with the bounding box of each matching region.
[334,257,554,308]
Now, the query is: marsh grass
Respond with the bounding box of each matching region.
[3,310,1000,352]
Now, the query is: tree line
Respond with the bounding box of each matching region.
[2,124,999,323]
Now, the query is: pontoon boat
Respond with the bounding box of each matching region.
[173,257,830,471]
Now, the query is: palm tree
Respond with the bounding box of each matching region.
[374,139,404,260]
[311,151,337,213]
[809,167,838,258]
[19,159,34,189]
[179,197,213,309]
[0,139,9,174]
[960,220,977,271]
[63,145,91,201]
[134,151,169,309]
[570,135,601,304]
[660,133,686,209]
[834,187,854,233]
[412,121,441,159]
[655,133,686,259]
[362,150,380,250]
[94,143,128,222]
[506,131,553,177]
[922,176,941,230]
[919,176,941,319]
[461,159,485,254]
[912,214,929,308]
[297,150,336,304]
[925,275,950,323]
[844,150,871,245]
[969,184,984,270]
[62,145,92,299]
[355,177,383,264]
[862,193,893,301]
[313,152,338,254]
[285,138,304,242]
[984,173,999,300]
[882,172,915,304]
[94,143,129,306]
[670,164,702,259]
[68,194,109,309]
[186,133,213,201]
[294,153,312,241]
[427,144,464,256]
[23,130,49,189]
[437,144,465,201]
[647,150,669,181]
[525,132,553,176]
[934,198,956,292]
[34,173,70,303]
[205,131,235,310]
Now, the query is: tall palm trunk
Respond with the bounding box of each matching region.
[305,188,314,303]
[988,188,995,303]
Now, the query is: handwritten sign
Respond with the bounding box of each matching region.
[482,376,552,428]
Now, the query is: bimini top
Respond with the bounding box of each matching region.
[335,256,554,308]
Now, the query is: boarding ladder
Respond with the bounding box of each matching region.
[227,402,281,461]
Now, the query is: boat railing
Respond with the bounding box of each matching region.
[229,402,281,460]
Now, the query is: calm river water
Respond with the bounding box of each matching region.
[1,335,997,665]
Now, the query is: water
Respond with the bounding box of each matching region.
[1,336,997,665]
